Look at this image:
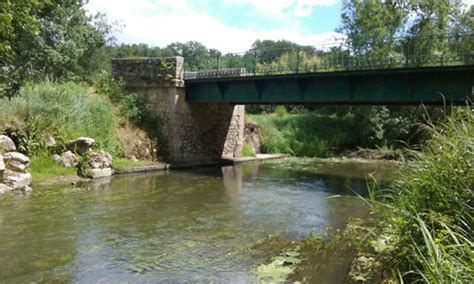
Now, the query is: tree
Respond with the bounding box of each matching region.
[338,0,407,60]
[0,0,112,97]
[0,0,43,97]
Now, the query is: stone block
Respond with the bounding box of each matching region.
[2,171,32,190]
[0,183,13,194]
[89,168,113,179]
[67,137,95,155]
[0,155,4,172]
[54,151,79,168]
[88,151,113,169]
[3,152,30,172]
[0,135,16,153]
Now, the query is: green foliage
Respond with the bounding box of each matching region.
[273,105,288,118]
[374,107,474,282]
[0,81,121,155]
[0,0,113,97]
[250,113,352,157]
[29,151,77,184]
[95,71,141,122]
[242,143,256,157]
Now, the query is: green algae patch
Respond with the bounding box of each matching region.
[254,247,301,283]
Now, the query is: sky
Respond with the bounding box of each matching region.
[86,0,344,53]
[86,0,474,53]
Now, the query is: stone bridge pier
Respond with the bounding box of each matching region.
[112,57,244,166]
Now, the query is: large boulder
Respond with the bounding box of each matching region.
[0,183,13,194]
[0,135,16,153]
[66,137,95,155]
[53,151,79,168]
[3,152,30,172]
[88,168,113,179]
[2,171,32,191]
[88,151,112,169]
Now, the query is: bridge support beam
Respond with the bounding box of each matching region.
[112,57,244,166]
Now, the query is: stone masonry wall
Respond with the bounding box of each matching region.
[112,57,244,166]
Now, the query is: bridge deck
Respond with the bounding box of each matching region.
[185,65,473,105]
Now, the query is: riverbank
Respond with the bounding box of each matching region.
[258,107,473,283]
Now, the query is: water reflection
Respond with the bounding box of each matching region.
[0,160,395,282]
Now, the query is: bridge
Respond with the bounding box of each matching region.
[185,65,472,105]
[112,34,473,166]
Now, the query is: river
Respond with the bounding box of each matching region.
[0,158,397,283]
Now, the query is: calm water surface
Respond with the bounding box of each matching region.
[0,159,396,283]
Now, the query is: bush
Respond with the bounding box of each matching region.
[0,81,121,155]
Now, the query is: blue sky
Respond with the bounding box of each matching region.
[86,0,344,53]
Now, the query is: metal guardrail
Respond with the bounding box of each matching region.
[184,34,473,79]
[184,68,246,79]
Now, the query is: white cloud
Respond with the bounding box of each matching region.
[223,0,338,18]
[86,0,343,53]
[462,0,474,7]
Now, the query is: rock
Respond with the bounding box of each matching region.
[66,137,95,154]
[54,151,79,168]
[0,135,16,153]
[3,152,30,172]
[0,183,13,194]
[23,186,33,193]
[88,151,112,169]
[0,155,4,172]
[2,171,32,190]
[42,133,56,147]
[88,168,113,179]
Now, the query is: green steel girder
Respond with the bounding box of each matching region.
[185,65,474,105]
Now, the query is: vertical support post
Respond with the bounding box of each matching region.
[296,47,300,73]
[253,51,258,75]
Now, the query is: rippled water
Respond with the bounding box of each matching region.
[0,160,396,283]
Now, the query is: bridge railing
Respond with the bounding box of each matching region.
[184,33,473,79]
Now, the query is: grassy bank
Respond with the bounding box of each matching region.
[282,107,473,282]
[0,80,155,182]
[375,107,473,282]
[248,111,353,157]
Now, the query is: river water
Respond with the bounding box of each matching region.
[0,159,396,283]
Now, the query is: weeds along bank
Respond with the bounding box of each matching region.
[0,80,156,184]
[248,105,446,158]
[374,107,474,282]
[277,107,473,283]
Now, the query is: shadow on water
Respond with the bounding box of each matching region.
[0,159,398,282]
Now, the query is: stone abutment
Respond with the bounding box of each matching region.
[112,57,244,166]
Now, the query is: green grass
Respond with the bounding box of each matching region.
[372,107,474,282]
[242,143,256,157]
[29,152,77,184]
[0,81,121,155]
[249,112,354,157]
[112,158,155,170]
